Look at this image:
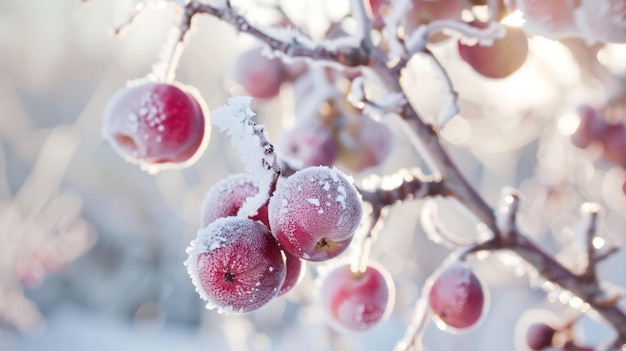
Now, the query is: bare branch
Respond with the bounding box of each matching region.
[184,0,370,67]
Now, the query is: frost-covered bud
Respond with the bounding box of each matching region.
[268,166,363,261]
[185,217,286,314]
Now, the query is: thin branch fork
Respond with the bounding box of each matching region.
[184,0,370,67]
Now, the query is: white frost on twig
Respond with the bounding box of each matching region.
[422,52,459,126]
[388,113,442,181]
[406,20,506,55]
[348,0,371,42]
[211,96,278,218]
[348,76,366,107]
[494,186,521,241]
[420,200,474,248]
[383,0,412,59]
[149,24,185,83]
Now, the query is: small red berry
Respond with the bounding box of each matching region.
[526,322,556,350]
[318,263,395,332]
[279,121,337,169]
[428,263,487,330]
[234,47,285,99]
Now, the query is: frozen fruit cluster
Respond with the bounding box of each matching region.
[186,166,364,314]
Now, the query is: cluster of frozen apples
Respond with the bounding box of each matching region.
[101,80,487,333]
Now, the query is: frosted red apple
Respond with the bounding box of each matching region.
[268,166,363,261]
[458,21,529,79]
[102,82,208,169]
[234,47,285,99]
[185,217,286,314]
[428,263,486,330]
[279,121,337,169]
[200,173,270,228]
[526,322,556,350]
[318,263,395,331]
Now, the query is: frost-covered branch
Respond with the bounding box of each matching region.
[183,0,370,67]
[405,20,505,55]
[421,49,459,126]
[357,170,449,207]
[211,96,280,217]
[373,59,626,347]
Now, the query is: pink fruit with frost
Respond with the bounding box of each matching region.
[185,217,286,314]
[102,82,208,169]
[276,250,305,296]
[458,21,529,79]
[601,124,626,167]
[268,166,363,262]
[337,116,392,173]
[318,263,395,331]
[200,173,269,228]
[279,121,337,169]
[571,105,607,148]
[234,47,285,99]
[526,322,556,350]
[428,263,486,330]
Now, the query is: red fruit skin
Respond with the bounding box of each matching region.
[428,264,486,330]
[280,121,337,169]
[571,105,607,148]
[601,124,626,167]
[526,323,556,350]
[234,47,285,99]
[268,166,363,262]
[102,82,208,168]
[318,263,395,332]
[276,250,305,296]
[458,22,529,79]
[185,217,286,314]
[200,173,270,228]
